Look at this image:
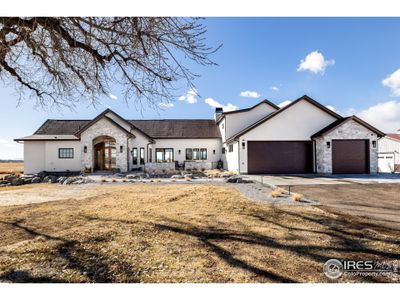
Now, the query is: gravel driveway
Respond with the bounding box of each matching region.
[291,183,400,231]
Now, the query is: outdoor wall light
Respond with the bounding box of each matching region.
[372,141,376,148]
[178,149,181,154]
[326,141,331,149]
[120,145,123,153]
[83,146,87,153]
[242,142,246,150]
[213,149,216,155]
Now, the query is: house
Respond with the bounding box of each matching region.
[378,132,400,173]
[15,95,385,175]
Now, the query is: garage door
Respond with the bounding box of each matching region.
[332,140,369,174]
[247,141,313,174]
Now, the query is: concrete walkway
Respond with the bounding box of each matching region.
[246,173,400,186]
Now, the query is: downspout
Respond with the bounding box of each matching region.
[127,135,130,172]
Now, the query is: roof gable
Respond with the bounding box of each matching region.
[311,116,385,138]
[227,95,342,142]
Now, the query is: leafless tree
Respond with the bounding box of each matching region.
[0,17,219,108]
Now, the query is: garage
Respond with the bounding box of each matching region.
[332,139,369,174]
[247,141,313,174]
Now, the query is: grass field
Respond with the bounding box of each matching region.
[0,162,23,178]
[0,184,398,283]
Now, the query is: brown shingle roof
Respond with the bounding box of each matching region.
[386,133,400,141]
[34,120,91,135]
[129,120,221,138]
[31,118,221,139]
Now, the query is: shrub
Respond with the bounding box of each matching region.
[291,193,303,202]
[269,188,287,198]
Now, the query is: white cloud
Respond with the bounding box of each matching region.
[382,68,400,96]
[108,93,118,100]
[204,97,238,112]
[270,86,279,92]
[178,88,198,104]
[240,91,261,98]
[159,102,174,108]
[297,51,335,75]
[355,100,400,132]
[0,139,23,160]
[326,105,337,112]
[278,100,292,108]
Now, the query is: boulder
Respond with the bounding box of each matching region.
[57,176,67,184]
[171,175,184,179]
[23,178,32,184]
[184,173,193,179]
[6,176,18,183]
[10,178,24,186]
[0,180,7,185]
[226,175,243,183]
[63,177,77,185]
[31,177,42,184]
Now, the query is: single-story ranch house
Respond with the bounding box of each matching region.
[15,95,385,175]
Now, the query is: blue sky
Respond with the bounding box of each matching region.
[2,17,400,159]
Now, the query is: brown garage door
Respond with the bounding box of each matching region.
[332,140,369,174]
[247,141,313,174]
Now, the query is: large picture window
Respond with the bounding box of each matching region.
[185,148,207,160]
[140,147,145,165]
[131,148,138,165]
[155,148,174,162]
[58,148,74,159]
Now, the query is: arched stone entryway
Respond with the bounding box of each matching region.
[93,136,116,171]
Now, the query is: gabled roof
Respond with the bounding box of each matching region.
[226,95,342,143]
[216,99,279,124]
[18,109,221,140]
[311,115,385,138]
[74,109,135,137]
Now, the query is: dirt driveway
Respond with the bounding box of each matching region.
[291,183,400,231]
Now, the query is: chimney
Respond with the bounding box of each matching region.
[214,107,223,121]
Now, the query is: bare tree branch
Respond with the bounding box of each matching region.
[0,17,220,108]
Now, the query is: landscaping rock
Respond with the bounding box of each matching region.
[63,177,77,185]
[184,173,193,179]
[57,176,67,184]
[6,176,18,183]
[23,178,32,184]
[10,178,24,186]
[0,180,7,185]
[31,177,42,184]
[171,175,184,179]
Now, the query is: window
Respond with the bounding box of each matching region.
[149,148,152,163]
[131,148,138,165]
[155,148,174,162]
[222,147,226,154]
[140,147,145,165]
[228,145,233,152]
[200,148,207,160]
[59,148,74,159]
[193,148,199,160]
[186,148,193,160]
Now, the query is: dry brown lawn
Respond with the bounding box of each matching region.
[0,162,23,178]
[0,184,398,283]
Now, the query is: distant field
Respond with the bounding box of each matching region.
[0,162,23,176]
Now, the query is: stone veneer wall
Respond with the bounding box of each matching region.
[315,119,378,174]
[184,161,215,171]
[144,162,177,175]
[80,118,130,172]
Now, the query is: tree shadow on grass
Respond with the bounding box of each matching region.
[0,219,140,283]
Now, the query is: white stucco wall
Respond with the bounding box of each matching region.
[23,141,45,174]
[44,141,82,172]
[149,138,222,167]
[315,119,379,174]
[237,99,338,173]
[225,103,277,139]
[224,141,239,171]
[218,118,226,143]
[23,140,81,174]
[378,137,400,164]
